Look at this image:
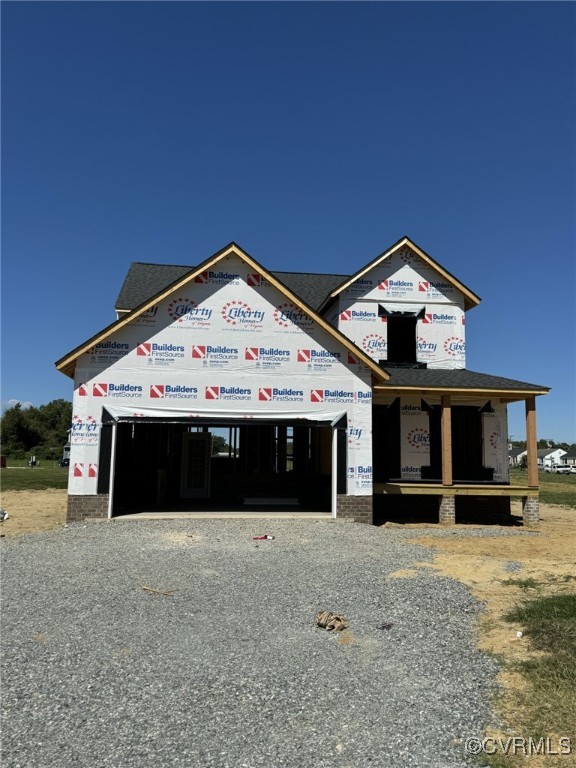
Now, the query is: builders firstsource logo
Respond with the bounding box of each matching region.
[194,270,240,285]
[221,301,265,327]
[246,273,270,287]
[245,347,290,364]
[339,309,378,322]
[422,312,457,325]
[91,383,143,399]
[258,387,304,403]
[137,342,185,363]
[377,278,414,295]
[205,385,252,401]
[344,277,374,296]
[310,389,355,403]
[192,345,239,367]
[297,349,341,370]
[150,384,198,400]
[348,464,373,488]
[87,341,130,360]
[418,280,453,297]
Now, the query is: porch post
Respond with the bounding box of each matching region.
[523,396,540,527]
[107,421,118,520]
[525,396,538,488]
[439,395,455,525]
[441,395,453,486]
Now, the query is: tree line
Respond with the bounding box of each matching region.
[1,400,72,460]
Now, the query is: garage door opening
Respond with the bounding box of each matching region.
[99,417,346,516]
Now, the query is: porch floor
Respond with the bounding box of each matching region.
[374,483,539,497]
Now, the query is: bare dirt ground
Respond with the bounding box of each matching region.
[1,489,68,536]
[2,491,574,763]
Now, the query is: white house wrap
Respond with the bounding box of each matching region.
[57,237,549,526]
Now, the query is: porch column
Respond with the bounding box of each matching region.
[439,395,455,525]
[524,396,539,527]
[441,395,453,486]
[525,396,538,488]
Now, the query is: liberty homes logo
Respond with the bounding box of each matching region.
[70,415,99,445]
[221,300,265,327]
[407,428,430,449]
[168,298,213,325]
[361,334,387,355]
[444,337,465,357]
[273,302,313,331]
[417,336,437,355]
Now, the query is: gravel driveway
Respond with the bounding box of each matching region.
[1,519,504,768]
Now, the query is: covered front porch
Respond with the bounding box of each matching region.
[373,368,548,527]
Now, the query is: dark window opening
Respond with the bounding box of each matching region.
[387,316,417,364]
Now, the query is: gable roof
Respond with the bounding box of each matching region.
[56,242,389,382]
[537,447,566,458]
[115,262,348,313]
[317,236,481,313]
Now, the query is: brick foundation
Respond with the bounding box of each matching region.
[522,496,540,528]
[336,495,373,524]
[67,495,109,523]
[439,495,456,525]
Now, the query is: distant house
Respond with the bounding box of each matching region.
[56,236,549,527]
[561,450,576,467]
[537,448,567,467]
[509,447,527,466]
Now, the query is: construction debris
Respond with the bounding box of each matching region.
[141,586,177,596]
[316,611,349,632]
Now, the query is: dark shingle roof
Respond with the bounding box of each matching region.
[115,262,348,312]
[378,367,549,392]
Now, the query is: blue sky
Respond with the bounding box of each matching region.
[2,1,575,442]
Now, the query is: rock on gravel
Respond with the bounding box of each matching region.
[1,520,502,768]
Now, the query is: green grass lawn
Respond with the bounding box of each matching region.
[1,463,70,491]
[2,462,574,500]
[505,594,576,746]
[510,467,576,507]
